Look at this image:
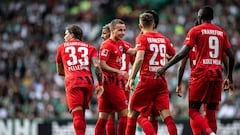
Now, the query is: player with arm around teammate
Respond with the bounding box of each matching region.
[94,19,136,135]
[156,6,235,135]
[125,12,177,135]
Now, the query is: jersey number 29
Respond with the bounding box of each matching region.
[149,44,166,66]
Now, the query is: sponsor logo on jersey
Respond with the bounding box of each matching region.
[101,49,109,56]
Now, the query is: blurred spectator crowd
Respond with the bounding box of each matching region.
[0,0,240,120]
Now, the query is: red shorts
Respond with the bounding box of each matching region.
[119,75,130,101]
[130,76,170,114]
[189,80,222,103]
[189,67,223,104]
[140,102,159,117]
[66,86,93,111]
[98,75,128,113]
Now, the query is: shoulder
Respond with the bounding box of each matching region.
[57,43,65,51]
[123,41,133,48]
[136,34,147,41]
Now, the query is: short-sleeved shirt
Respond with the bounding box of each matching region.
[187,46,196,70]
[100,39,131,76]
[98,39,131,112]
[130,32,176,113]
[184,23,231,81]
[185,23,231,103]
[120,41,134,72]
[56,39,97,91]
[136,32,175,78]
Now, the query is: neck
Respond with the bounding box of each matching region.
[142,28,155,34]
[110,36,120,42]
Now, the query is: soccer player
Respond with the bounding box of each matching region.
[56,24,104,135]
[99,23,135,135]
[125,12,177,135]
[95,19,136,135]
[100,23,116,135]
[136,10,160,134]
[156,6,235,135]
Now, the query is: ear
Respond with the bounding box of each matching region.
[138,23,143,29]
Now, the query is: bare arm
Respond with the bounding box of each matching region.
[100,60,121,74]
[56,62,65,76]
[92,57,104,98]
[222,56,229,74]
[92,57,103,84]
[176,56,188,97]
[126,48,137,56]
[156,45,191,78]
[126,50,145,91]
[100,60,128,79]
[223,48,235,95]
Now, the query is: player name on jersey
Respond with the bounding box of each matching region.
[201,29,223,36]
[203,59,221,65]
[147,37,166,43]
[68,65,90,71]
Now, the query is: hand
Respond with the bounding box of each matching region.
[125,79,135,92]
[95,84,104,98]
[155,67,166,79]
[223,79,234,96]
[176,85,182,97]
[119,70,129,80]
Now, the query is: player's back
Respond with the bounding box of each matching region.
[189,23,231,81]
[192,23,229,71]
[136,32,175,78]
[58,39,97,89]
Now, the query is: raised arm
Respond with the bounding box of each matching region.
[155,45,191,78]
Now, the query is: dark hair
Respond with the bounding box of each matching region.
[144,10,159,29]
[66,24,83,40]
[109,19,125,31]
[102,23,110,31]
[139,12,154,28]
[198,6,213,21]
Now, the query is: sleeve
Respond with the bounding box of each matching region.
[56,45,63,63]
[184,28,197,48]
[166,38,176,56]
[123,41,133,52]
[90,45,98,58]
[99,43,111,61]
[135,35,146,51]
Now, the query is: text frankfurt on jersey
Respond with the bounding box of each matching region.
[203,59,221,65]
[68,65,90,71]
[147,38,166,43]
[201,29,223,36]
[64,42,88,47]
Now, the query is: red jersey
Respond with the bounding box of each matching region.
[184,23,231,80]
[136,32,175,78]
[120,41,134,73]
[100,39,131,75]
[56,39,98,90]
[187,46,196,70]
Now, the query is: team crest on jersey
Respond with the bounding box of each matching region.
[119,46,123,52]
[101,49,109,56]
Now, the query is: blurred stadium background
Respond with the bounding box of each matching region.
[0,0,240,135]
